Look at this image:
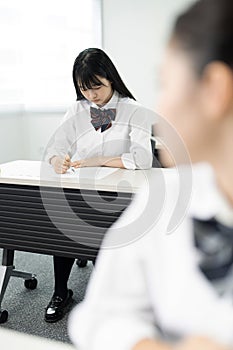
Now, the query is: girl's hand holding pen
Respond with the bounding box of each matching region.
[50,154,72,174]
[50,155,100,173]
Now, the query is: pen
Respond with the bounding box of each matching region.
[70,167,75,173]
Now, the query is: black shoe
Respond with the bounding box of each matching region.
[45,289,73,323]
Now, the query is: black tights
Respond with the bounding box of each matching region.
[53,256,75,298]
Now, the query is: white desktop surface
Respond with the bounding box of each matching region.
[0,160,118,181]
[0,328,74,350]
[0,160,173,193]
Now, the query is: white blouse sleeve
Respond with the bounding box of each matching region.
[68,245,159,350]
[68,187,160,350]
[121,107,156,170]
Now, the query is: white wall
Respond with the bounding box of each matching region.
[0,113,25,163]
[23,113,61,160]
[102,0,194,109]
[0,0,195,164]
[0,112,62,164]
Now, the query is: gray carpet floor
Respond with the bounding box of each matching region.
[0,249,93,343]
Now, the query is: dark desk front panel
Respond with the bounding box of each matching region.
[0,183,132,260]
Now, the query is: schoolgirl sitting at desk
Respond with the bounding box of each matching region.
[44,48,155,322]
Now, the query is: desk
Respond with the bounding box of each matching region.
[0,160,157,323]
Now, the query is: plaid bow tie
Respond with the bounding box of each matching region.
[193,217,233,280]
[90,107,116,132]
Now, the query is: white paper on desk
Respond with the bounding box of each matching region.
[0,160,42,179]
[58,167,118,180]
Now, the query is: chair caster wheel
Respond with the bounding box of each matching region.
[24,277,38,290]
[0,310,8,324]
[76,258,88,268]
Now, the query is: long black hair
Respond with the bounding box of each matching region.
[72,48,136,101]
[171,0,233,75]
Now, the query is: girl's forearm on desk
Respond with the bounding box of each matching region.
[71,156,125,169]
[100,156,125,168]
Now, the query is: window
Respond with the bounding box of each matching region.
[0,0,102,112]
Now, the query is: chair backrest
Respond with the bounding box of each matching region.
[151,137,162,168]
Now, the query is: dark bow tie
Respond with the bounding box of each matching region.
[90,107,116,132]
[193,217,233,281]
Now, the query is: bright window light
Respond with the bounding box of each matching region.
[0,0,102,112]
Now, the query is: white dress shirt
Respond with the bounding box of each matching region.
[45,91,156,169]
[68,163,233,350]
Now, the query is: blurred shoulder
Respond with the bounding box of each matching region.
[118,95,158,125]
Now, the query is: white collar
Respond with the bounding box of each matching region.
[188,162,233,225]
